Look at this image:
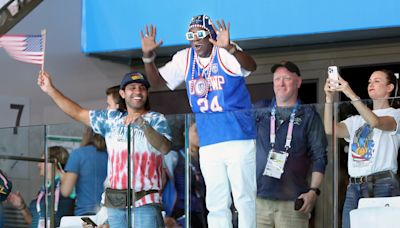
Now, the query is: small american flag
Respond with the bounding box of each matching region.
[0,34,44,65]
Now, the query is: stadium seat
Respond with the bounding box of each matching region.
[350,196,400,228]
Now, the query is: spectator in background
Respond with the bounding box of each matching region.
[7,146,75,227]
[106,85,126,111]
[61,127,108,215]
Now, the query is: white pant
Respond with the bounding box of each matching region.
[199,140,256,228]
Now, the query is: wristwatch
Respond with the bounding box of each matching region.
[309,187,321,196]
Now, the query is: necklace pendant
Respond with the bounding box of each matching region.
[194,78,209,97]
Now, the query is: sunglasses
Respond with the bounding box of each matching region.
[185,30,210,41]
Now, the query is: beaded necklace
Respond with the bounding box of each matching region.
[191,46,216,98]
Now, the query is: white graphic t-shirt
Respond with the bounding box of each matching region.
[343,107,400,177]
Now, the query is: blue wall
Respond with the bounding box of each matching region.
[82,0,400,53]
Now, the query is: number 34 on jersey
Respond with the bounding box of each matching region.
[197,96,223,113]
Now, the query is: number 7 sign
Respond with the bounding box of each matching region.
[0,96,30,133]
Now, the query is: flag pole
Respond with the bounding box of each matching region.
[41,29,46,72]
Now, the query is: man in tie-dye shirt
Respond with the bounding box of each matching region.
[37,71,171,228]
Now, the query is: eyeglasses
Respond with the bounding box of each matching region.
[185,30,209,40]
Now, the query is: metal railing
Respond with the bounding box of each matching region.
[0,154,56,228]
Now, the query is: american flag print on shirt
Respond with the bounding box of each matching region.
[0,34,44,65]
[89,109,172,207]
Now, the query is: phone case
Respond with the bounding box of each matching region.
[294,198,304,210]
[328,66,338,80]
[81,217,97,226]
[328,66,339,87]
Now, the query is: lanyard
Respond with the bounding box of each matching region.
[270,99,299,151]
[36,176,61,216]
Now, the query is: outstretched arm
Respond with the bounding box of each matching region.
[140,24,167,88]
[209,20,257,72]
[334,76,397,131]
[37,71,90,126]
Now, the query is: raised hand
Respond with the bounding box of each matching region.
[37,70,54,94]
[140,24,163,56]
[209,19,231,49]
[333,75,358,100]
[6,191,26,209]
[325,75,358,102]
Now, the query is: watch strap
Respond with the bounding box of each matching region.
[309,187,320,196]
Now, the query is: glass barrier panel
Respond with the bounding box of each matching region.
[11,95,400,227]
[153,104,335,228]
[316,102,335,228]
[123,113,188,227]
[333,97,400,228]
[164,113,193,228]
[0,125,58,227]
[46,122,107,226]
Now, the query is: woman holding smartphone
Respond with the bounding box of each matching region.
[324,69,400,228]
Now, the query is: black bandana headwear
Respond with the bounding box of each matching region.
[188,15,217,40]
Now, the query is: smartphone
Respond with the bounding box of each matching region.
[81,217,97,227]
[294,198,304,211]
[328,66,339,88]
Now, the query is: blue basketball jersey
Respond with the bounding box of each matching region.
[185,47,256,146]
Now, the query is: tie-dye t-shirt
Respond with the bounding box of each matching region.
[89,110,172,207]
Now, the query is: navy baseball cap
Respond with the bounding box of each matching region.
[188,15,217,40]
[120,72,150,90]
[0,169,12,202]
[271,61,301,76]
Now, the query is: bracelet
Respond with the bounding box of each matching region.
[351,96,361,102]
[139,121,148,130]
[136,117,149,130]
[142,52,156,64]
[228,45,237,55]
[17,203,27,210]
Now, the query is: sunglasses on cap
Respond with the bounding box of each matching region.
[185,30,210,41]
